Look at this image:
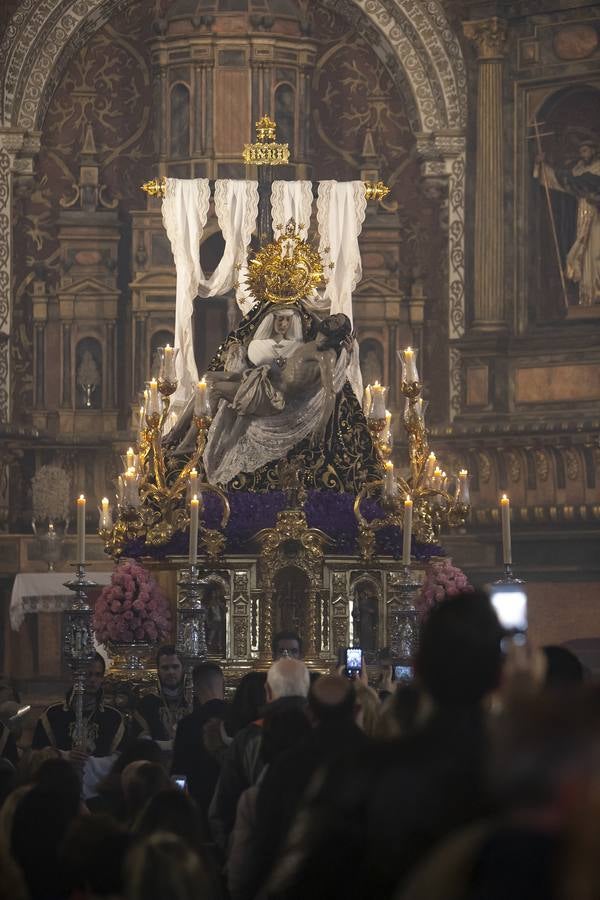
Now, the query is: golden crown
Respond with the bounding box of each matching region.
[245,220,326,305]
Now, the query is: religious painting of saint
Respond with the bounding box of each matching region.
[351,579,379,657]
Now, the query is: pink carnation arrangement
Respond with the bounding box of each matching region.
[93,559,171,644]
[416,558,473,620]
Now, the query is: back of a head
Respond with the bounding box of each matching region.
[416,589,503,707]
[60,814,131,898]
[112,738,162,775]
[125,832,209,900]
[193,662,224,702]
[308,675,355,726]
[543,645,584,689]
[33,757,81,806]
[135,789,206,847]
[122,762,171,818]
[267,658,310,701]
[228,671,267,734]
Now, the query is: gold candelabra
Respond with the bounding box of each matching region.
[357,347,471,558]
[100,346,229,560]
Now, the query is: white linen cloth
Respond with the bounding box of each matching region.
[162,178,258,405]
[204,349,349,485]
[271,179,313,239]
[10,571,112,631]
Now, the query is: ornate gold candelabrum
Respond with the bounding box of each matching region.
[100,348,229,559]
[359,348,471,559]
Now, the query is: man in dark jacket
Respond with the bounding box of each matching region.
[134,645,188,746]
[171,662,228,815]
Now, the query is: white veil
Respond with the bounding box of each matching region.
[250,307,304,343]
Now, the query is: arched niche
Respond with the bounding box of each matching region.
[359,337,384,388]
[529,84,600,319]
[75,337,102,409]
[274,83,295,148]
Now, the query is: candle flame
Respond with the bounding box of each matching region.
[78,494,85,501]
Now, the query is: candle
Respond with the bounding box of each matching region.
[117,475,125,504]
[384,409,392,445]
[189,494,200,566]
[403,496,413,566]
[126,447,135,470]
[500,494,512,565]
[189,467,199,498]
[363,384,372,418]
[195,378,211,417]
[401,346,419,383]
[147,379,160,417]
[383,460,395,499]
[76,494,86,565]
[425,452,437,483]
[457,469,470,504]
[432,466,443,491]
[99,497,112,531]
[369,382,387,419]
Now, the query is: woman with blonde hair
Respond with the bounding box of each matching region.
[126,832,213,900]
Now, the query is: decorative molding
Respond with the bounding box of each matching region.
[0,152,10,427]
[463,17,508,61]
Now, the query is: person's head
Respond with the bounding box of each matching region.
[272,311,292,337]
[227,671,267,734]
[108,738,162,777]
[156,646,183,692]
[266,658,310,702]
[543,645,585,690]
[316,313,352,352]
[308,674,355,727]
[579,140,597,163]
[125,832,211,900]
[136,789,207,848]
[0,785,31,855]
[60,814,131,899]
[192,662,224,706]
[84,652,106,698]
[33,757,82,810]
[415,589,503,708]
[122,762,171,821]
[272,629,302,660]
[11,785,81,899]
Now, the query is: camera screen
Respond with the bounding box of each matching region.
[394,665,412,682]
[172,776,187,791]
[490,585,528,632]
[346,648,362,670]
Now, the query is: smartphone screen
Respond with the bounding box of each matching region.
[171,775,188,791]
[345,648,363,675]
[490,584,528,632]
[393,665,413,682]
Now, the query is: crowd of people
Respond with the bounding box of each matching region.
[0,592,599,900]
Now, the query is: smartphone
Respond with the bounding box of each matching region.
[345,647,363,678]
[171,775,188,791]
[392,664,413,682]
[490,583,528,633]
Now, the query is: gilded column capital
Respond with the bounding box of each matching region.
[463,17,508,61]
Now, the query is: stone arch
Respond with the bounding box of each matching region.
[1,0,466,136]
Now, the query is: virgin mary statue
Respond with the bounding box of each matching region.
[168,226,380,493]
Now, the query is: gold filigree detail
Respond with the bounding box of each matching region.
[243,114,290,167]
[245,220,325,305]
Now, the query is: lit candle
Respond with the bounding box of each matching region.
[189,467,199,498]
[189,494,200,566]
[432,466,443,492]
[137,405,145,442]
[425,452,437,483]
[117,475,125,504]
[147,379,160,417]
[500,494,512,565]
[369,382,387,419]
[99,497,112,531]
[457,469,470,504]
[76,494,86,565]
[126,447,135,470]
[401,346,419,383]
[383,460,395,499]
[403,496,413,566]
[194,378,211,417]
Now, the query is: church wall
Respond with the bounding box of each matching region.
[0,0,597,661]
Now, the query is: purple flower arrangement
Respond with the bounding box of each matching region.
[93,559,171,644]
[415,558,473,620]
[122,490,443,561]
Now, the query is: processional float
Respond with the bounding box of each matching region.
[70,117,472,705]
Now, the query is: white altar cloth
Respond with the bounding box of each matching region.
[10,572,112,631]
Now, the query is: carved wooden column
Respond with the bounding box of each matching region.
[464,18,508,331]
